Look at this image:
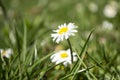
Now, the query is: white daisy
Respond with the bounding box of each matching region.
[88,2,98,13]
[0,48,13,58]
[103,1,118,18]
[51,23,78,43]
[50,49,77,66]
[102,20,113,30]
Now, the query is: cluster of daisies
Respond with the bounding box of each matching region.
[0,23,78,67]
[50,23,78,66]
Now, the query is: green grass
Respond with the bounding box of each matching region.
[0,0,120,80]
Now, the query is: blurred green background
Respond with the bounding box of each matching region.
[0,0,120,79]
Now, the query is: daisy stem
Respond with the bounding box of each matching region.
[67,39,73,63]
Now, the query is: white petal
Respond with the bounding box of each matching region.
[52,57,59,62]
[50,54,55,59]
[73,52,77,56]
[73,56,77,61]
[56,60,63,64]
[5,54,10,58]
[7,49,13,54]
[63,23,67,27]
[53,30,58,32]
[60,36,63,41]
[63,62,68,66]
[56,37,61,43]
[71,30,78,32]
[67,60,72,64]
[65,34,69,39]
[0,49,3,53]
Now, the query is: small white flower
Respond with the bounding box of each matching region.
[50,49,77,66]
[102,20,113,30]
[0,48,13,58]
[51,23,78,43]
[89,2,98,13]
[103,2,118,18]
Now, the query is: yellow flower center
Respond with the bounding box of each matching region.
[60,52,68,58]
[2,51,7,56]
[58,27,68,34]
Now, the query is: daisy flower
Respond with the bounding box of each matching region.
[103,1,118,18]
[102,20,113,30]
[50,49,77,66]
[51,23,78,43]
[0,48,13,58]
[88,2,98,13]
